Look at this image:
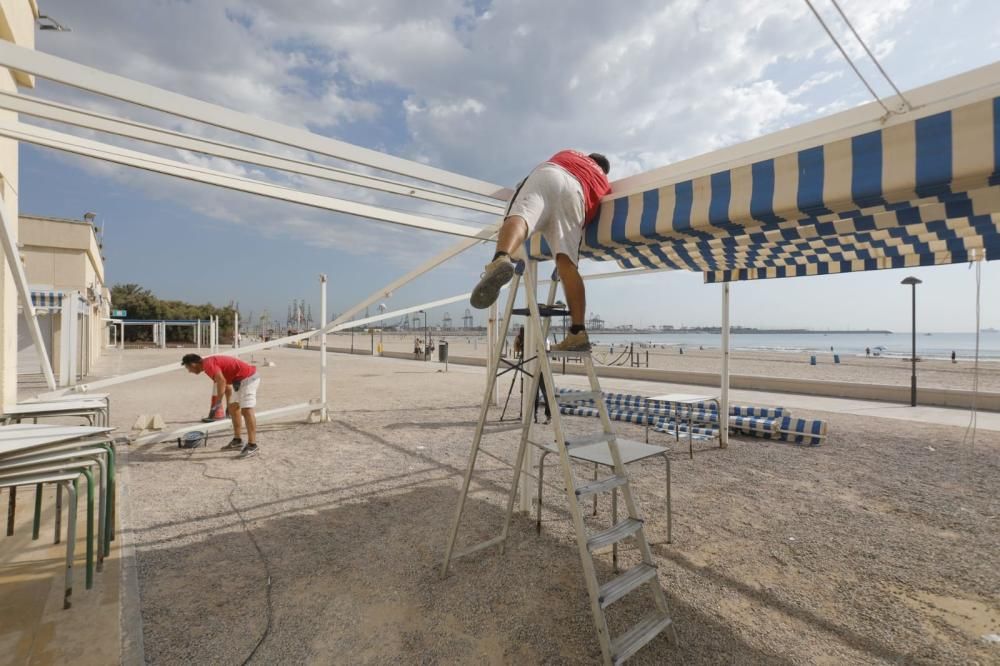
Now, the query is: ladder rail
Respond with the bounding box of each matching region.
[521,267,615,663]
[499,266,560,550]
[583,354,674,624]
[441,273,521,577]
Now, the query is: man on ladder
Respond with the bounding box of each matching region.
[448,151,678,664]
[470,150,610,352]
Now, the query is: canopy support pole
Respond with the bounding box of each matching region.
[319,274,328,422]
[720,283,731,448]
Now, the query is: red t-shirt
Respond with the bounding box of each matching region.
[547,150,611,224]
[201,355,255,384]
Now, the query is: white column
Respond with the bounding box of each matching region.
[233,311,240,348]
[720,282,731,448]
[319,274,328,422]
[519,261,537,512]
[160,322,167,349]
[196,319,201,348]
[59,294,79,387]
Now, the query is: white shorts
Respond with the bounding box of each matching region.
[506,163,586,264]
[233,374,260,409]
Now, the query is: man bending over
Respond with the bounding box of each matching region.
[182,353,261,458]
[470,150,610,352]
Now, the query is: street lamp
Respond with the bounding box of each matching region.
[418,310,428,361]
[900,276,922,407]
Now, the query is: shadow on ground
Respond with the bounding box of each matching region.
[133,485,791,665]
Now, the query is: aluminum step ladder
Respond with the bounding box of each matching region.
[441,259,678,665]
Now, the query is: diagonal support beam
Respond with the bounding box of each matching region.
[0,206,57,390]
[0,40,512,200]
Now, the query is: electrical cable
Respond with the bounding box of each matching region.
[184,443,274,665]
[828,0,914,111]
[802,0,894,116]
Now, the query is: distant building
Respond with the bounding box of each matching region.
[17,214,110,386]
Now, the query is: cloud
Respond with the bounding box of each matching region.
[30,0,912,271]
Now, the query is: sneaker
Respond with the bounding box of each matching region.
[221,438,243,451]
[552,330,591,352]
[470,256,515,309]
[237,444,259,459]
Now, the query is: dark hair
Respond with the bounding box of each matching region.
[181,353,203,366]
[588,153,610,174]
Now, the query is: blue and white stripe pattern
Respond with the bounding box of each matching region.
[556,389,827,446]
[530,97,1000,282]
[31,290,64,308]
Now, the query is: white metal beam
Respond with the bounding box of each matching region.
[0,40,512,200]
[0,119,494,240]
[0,206,57,390]
[133,401,321,445]
[0,92,506,215]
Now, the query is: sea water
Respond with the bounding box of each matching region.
[585,331,1000,360]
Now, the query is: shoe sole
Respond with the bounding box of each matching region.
[470,262,515,309]
[238,451,258,459]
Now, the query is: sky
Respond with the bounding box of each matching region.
[18,0,1000,332]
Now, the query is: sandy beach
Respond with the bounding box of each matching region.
[330,332,1000,393]
[14,345,995,664]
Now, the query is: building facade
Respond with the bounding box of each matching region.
[0,0,39,402]
[17,214,110,386]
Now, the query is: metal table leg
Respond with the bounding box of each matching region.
[664,454,672,544]
[81,469,94,590]
[63,480,78,609]
[32,484,42,539]
[6,486,15,536]
[55,483,62,543]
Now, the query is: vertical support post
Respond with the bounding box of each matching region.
[234,311,239,349]
[519,262,538,512]
[910,284,917,407]
[160,321,166,349]
[720,282,731,448]
[319,274,328,422]
[60,295,79,387]
[196,319,201,348]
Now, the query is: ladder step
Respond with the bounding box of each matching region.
[574,475,628,499]
[565,432,613,449]
[611,612,673,665]
[452,535,506,561]
[587,518,643,551]
[598,562,658,609]
[482,423,524,435]
[555,391,602,405]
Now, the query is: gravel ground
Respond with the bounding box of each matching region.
[110,349,999,664]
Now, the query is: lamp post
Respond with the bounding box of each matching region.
[418,310,428,361]
[900,276,922,407]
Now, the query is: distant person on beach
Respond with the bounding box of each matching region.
[866,347,871,357]
[952,350,957,363]
[182,353,260,459]
[514,326,524,357]
[470,150,611,353]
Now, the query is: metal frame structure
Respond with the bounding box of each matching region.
[0,38,991,448]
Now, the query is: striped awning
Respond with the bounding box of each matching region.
[530,94,1000,282]
[31,290,64,308]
